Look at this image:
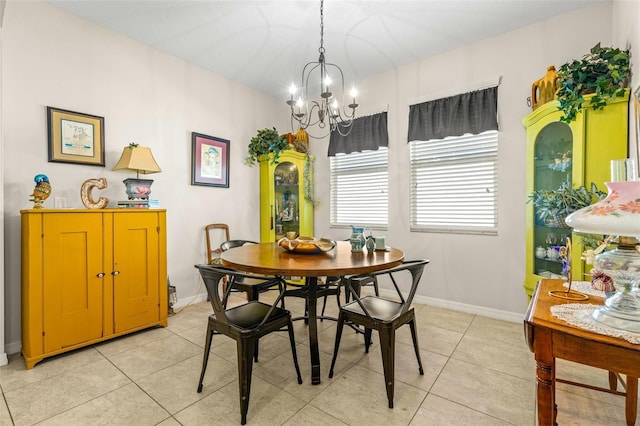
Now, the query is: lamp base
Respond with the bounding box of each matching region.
[592,303,640,332]
[122,178,153,200]
[590,240,640,332]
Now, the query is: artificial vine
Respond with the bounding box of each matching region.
[303,154,315,203]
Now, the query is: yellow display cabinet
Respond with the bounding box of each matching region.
[523,91,629,299]
[260,150,313,242]
[21,209,168,369]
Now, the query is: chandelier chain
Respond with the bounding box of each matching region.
[319,0,324,53]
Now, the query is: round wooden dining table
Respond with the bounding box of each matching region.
[221,240,404,384]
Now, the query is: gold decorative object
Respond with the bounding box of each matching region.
[80,178,109,209]
[278,237,336,254]
[531,65,558,111]
[549,237,589,301]
[292,128,309,153]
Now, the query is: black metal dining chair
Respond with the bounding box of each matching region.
[328,259,430,409]
[320,274,379,316]
[220,240,284,306]
[195,264,302,425]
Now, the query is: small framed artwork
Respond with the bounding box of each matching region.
[47,107,105,166]
[191,132,230,188]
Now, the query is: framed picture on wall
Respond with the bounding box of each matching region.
[47,106,105,166]
[191,132,230,188]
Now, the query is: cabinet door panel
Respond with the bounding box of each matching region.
[113,212,160,333]
[43,214,103,351]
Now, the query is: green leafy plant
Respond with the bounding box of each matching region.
[245,127,290,165]
[528,178,606,227]
[575,232,609,251]
[556,43,630,123]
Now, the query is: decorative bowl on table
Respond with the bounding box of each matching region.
[278,236,336,254]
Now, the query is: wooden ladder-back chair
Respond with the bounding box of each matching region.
[205,223,230,264]
[329,259,430,409]
[195,264,302,425]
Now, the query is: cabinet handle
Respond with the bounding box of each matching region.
[112,271,120,276]
[96,273,105,278]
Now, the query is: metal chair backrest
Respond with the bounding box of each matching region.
[345,259,429,319]
[205,224,230,264]
[195,264,284,330]
[220,239,258,252]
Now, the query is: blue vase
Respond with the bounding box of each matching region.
[350,225,365,252]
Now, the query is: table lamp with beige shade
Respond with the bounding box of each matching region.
[113,143,161,200]
[565,159,640,331]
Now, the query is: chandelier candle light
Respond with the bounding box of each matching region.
[287,0,358,137]
[565,159,640,332]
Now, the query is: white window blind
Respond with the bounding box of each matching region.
[409,131,498,234]
[330,148,388,226]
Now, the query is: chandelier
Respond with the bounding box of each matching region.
[287,0,358,138]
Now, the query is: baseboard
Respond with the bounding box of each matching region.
[3,290,523,357]
[5,340,20,356]
[173,293,208,310]
[378,288,524,323]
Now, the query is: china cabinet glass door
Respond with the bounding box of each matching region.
[274,161,300,241]
[533,121,573,279]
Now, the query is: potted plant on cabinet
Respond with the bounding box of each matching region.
[528,178,606,227]
[556,43,630,123]
[245,127,290,165]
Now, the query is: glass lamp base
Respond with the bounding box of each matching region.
[592,305,640,332]
[591,241,640,332]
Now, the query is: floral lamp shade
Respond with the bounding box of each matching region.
[565,181,640,237]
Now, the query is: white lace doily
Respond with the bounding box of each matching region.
[550,303,640,344]
[562,281,606,298]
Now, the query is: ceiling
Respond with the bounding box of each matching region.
[46,0,602,100]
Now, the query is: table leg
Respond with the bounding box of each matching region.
[626,376,638,426]
[306,276,321,385]
[534,328,556,425]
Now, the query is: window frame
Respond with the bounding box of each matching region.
[329,147,389,228]
[409,130,498,235]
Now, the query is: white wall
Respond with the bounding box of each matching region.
[313,2,621,317]
[1,1,289,353]
[613,0,640,165]
[0,0,6,366]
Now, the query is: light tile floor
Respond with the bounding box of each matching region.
[0,292,636,425]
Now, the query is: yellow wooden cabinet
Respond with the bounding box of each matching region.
[21,209,168,369]
[523,91,629,298]
[260,150,313,242]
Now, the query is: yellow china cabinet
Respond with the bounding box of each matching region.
[523,90,629,299]
[260,150,313,242]
[21,209,168,368]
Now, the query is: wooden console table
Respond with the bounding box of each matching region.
[524,279,639,425]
